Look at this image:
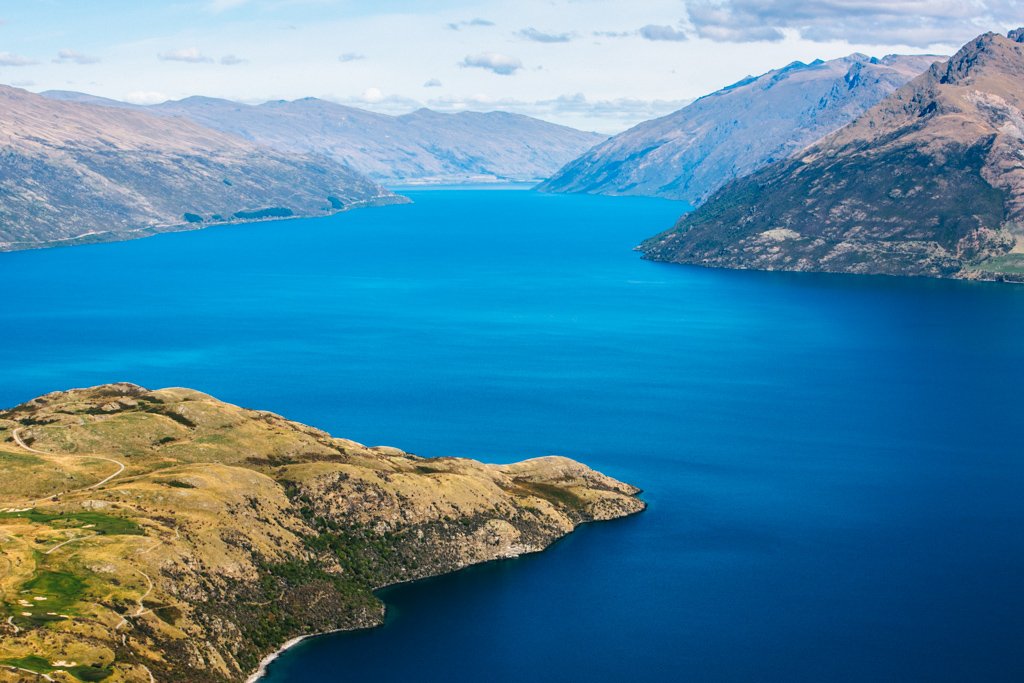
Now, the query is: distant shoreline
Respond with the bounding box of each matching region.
[0,193,408,255]
[386,180,539,192]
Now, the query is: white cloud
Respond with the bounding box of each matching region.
[447,18,495,30]
[15,0,1002,133]
[220,54,247,65]
[361,87,384,103]
[54,49,101,65]
[326,89,421,115]
[685,0,1022,47]
[416,91,690,132]
[461,52,522,75]
[518,27,573,43]
[124,90,168,104]
[208,0,251,12]
[0,51,38,66]
[639,25,689,42]
[338,52,365,62]
[158,47,213,63]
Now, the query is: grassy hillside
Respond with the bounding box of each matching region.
[0,384,643,682]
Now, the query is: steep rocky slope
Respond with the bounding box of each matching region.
[43,92,607,184]
[539,53,939,204]
[640,30,1024,281]
[0,384,643,682]
[0,86,401,252]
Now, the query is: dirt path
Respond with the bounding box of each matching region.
[8,667,54,682]
[6,427,166,681]
[11,427,126,503]
[115,555,158,631]
[43,532,98,556]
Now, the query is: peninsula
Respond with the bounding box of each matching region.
[0,384,644,682]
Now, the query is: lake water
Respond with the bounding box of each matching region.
[3,189,1024,681]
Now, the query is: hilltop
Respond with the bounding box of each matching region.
[0,384,643,682]
[640,29,1024,281]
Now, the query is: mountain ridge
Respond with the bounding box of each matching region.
[639,29,1024,281]
[42,91,607,185]
[538,52,941,204]
[0,85,403,252]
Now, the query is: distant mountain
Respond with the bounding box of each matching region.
[0,85,401,251]
[640,30,1024,281]
[44,91,607,184]
[538,53,940,204]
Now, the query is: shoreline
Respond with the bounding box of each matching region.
[242,508,646,682]
[0,192,409,254]
[244,635,307,683]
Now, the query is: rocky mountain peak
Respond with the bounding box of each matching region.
[639,28,1024,282]
[934,29,1024,86]
[538,52,939,204]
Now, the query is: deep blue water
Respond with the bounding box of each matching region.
[3,189,1024,681]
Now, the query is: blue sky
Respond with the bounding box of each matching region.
[1,0,1020,132]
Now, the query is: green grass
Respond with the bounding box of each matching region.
[0,450,43,465]
[160,479,195,489]
[5,570,85,627]
[24,570,83,607]
[507,479,586,510]
[0,655,112,681]
[1,655,51,673]
[0,509,143,535]
[976,253,1024,274]
[66,664,114,681]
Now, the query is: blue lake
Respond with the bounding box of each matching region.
[3,189,1024,681]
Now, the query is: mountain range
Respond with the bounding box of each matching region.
[0,85,401,251]
[43,91,606,185]
[640,29,1024,281]
[539,53,940,205]
[1,86,604,251]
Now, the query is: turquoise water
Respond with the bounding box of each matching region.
[2,189,1024,681]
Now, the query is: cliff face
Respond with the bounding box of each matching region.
[43,92,607,185]
[640,30,1024,281]
[0,384,643,682]
[0,86,402,252]
[538,53,939,204]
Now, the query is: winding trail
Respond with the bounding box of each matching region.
[44,532,98,555]
[7,667,53,682]
[10,427,126,504]
[5,426,168,681]
[115,547,160,632]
